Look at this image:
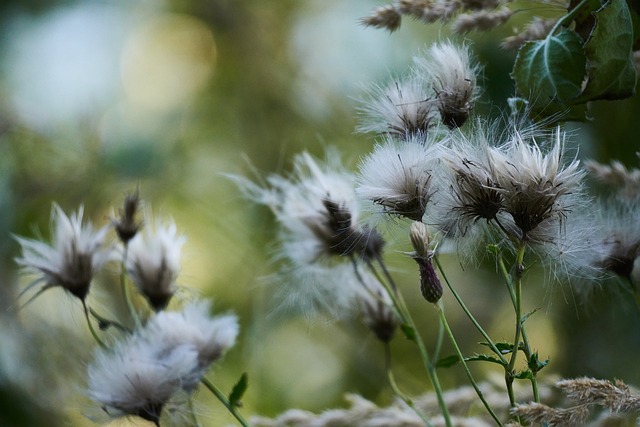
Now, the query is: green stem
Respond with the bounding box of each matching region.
[82,302,107,349]
[435,304,504,426]
[367,257,453,427]
[201,377,250,427]
[434,255,509,366]
[384,343,434,427]
[120,244,141,329]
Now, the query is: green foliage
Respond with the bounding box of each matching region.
[401,323,417,342]
[229,373,249,407]
[512,28,587,120]
[436,354,461,368]
[512,0,638,122]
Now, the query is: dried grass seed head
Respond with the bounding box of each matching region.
[126,218,186,311]
[15,204,111,302]
[356,134,441,222]
[360,5,402,32]
[413,41,481,129]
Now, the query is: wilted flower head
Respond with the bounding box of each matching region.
[15,204,110,303]
[357,134,441,222]
[113,190,142,244]
[408,222,443,303]
[88,333,199,426]
[489,129,585,241]
[357,76,437,138]
[143,300,239,384]
[414,41,480,129]
[356,274,398,343]
[588,198,640,283]
[234,149,383,265]
[126,218,186,311]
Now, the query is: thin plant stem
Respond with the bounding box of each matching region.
[434,304,504,426]
[120,244,141,329]
[82,301,107,349]
[201,377,250,427]
[434,255,508,366]
[549,0,593,36]
[384,343,434,427]
[432,304,445,366]
[89,308,132,334]
[366,256,453,427]
[188,397,202,427]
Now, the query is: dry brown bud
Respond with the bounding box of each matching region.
[452,6,512,33]
[360,5,402,32]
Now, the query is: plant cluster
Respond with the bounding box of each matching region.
[10,0,640,426]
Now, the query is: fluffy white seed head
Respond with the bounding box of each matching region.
[15,204,111,302]
[489,129,585,241]
[88,335,198,425]
[126,218,186,310]
[357,76,437,138]
[413,41,481,129]
[143,300,239,385]
[357,134,441,223]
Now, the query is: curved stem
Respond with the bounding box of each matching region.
[366,257,453,427]
[384,343,434,427]
[435,304,504,426]
[201,377,250,427]
[82,301,107,348]
[434,255,508,366]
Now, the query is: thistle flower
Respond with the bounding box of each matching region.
[88,333,199,426]
[488,129,585,241]
[15,204,110,303]
[588,198,640,282]
[357,76,437,138]
[413,42,481,128]
[409,221,443,303]
[126,218,186,311]
[353,271,398,342]
[231,150,385,316]
[356,134,440,222]
[113,190,142,244]
[143,300,239,387]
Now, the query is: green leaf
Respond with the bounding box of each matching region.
[521,308,541,324]
[228,373,249,407]
[512,28,587,120]
[436,354,461,368]
[480,341,515,355]
[401,324,417,342]
[465,353,505,366]
[578,0,637,101]
[528,352,550,373]
[514,369,534,380]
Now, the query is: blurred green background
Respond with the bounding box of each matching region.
[1,1,639,426]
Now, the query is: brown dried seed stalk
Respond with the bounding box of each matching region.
[452,6,513,33]
[511,402,590,426]
[557,377,640,412]
[501,17,557,50]
[360,5,402,32]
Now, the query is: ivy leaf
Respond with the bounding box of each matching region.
[436,354,461,368]
[577,0,637,101]
[512,28,587,120]
[228,373,249,407]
